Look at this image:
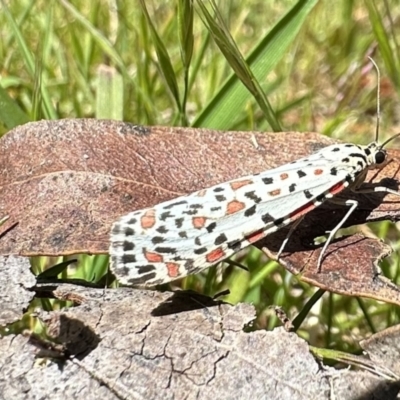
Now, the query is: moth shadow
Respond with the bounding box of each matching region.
[258,180,399,255]
[28,314,100,368]
[151,290,225,316]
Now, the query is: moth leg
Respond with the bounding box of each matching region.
[317,198,358,272]
[353,185,400,197]
[276,215,305,261]
[318,186,400,271]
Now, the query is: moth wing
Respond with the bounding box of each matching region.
[110,158,350,286]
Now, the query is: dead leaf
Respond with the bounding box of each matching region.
[1,119,400,302]
[360,324,400,377]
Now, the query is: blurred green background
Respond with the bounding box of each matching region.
[1,0,400,356]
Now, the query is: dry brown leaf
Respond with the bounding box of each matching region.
[1,119,400,302]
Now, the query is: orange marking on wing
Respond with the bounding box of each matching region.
[226,200,245,215]
[141,209,156,229]
[144,251,163,263]
[290,202,315,219]
[280,173,289,180]
[196,189,207,197]
[268,189,281,196]
[246,230,266,244]
[314,169,323,175]
[193,216,207,228]
[230,179,253,190]
[206,247,226,263]
[329,182,346,195]
[166,262,179,278]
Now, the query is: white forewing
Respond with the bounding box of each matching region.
[110,144,357,285]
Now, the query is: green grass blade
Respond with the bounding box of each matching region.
[59,0,126,72]
[196,0,281,130]
[138,0,181,117]
[366,0,400,88]
[95,65,124,120]
[193,0,319,130]
[1,0,56,119]
[0,85,30,129]
[178,0,194,125]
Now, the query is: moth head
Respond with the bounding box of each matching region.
[374,148,387,165]
[366,132,400,167]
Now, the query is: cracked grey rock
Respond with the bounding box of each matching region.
[1,257,400,399]
[0,256,36,325]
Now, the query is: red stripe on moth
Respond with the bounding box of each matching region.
[144,251,163,263]
[246,229,266,244]
[141,209,156,229]
[227,200,245,214]
[329,181,346,196]
[314,169,323,175]
[230,179,253,190]
[196,189,207,197]
[290,202,316,219]
[269,189,281,196]
[280,173,289,180]
[192,216,207,228]
[166,262,179,278]
[206,247,226,263]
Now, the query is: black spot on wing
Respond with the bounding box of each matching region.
[164,200,188,209]
[211,206,222,211]
[137,265,156,274]
[125,227,135,236]
[194,247,207,255]
[244,205,257,217]
[244,191,262,203]
[215,195,226,202]
[274,217,284,226]
[179,231,188,238]
[262,177,273,185]
[112,224,122,235]
[195,237,201,246]
[349,153,367,164]
[304,190,313,199]
[151,236,165,244]
[127,273,157,285]
[154,247,177,254]
[261,213,274,224]
[156,225,168,234]
[123,241,135,251]
[289,183,296,193]
[214,233,228,245]
[182,209,198,215]
[297,170,306,178]
[206,222,217,233]
[175,218,184,228]
[346,174,355,183]
[330,167,338,176]
[160,211,173,221]
[227,240,242,252]
[122,254,137,263]
[213,187,225,192]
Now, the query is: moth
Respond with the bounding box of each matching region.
[109,61,400,287]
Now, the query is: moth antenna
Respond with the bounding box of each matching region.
[367,56,381,142]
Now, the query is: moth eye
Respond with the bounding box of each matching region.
[375,151,386,164]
